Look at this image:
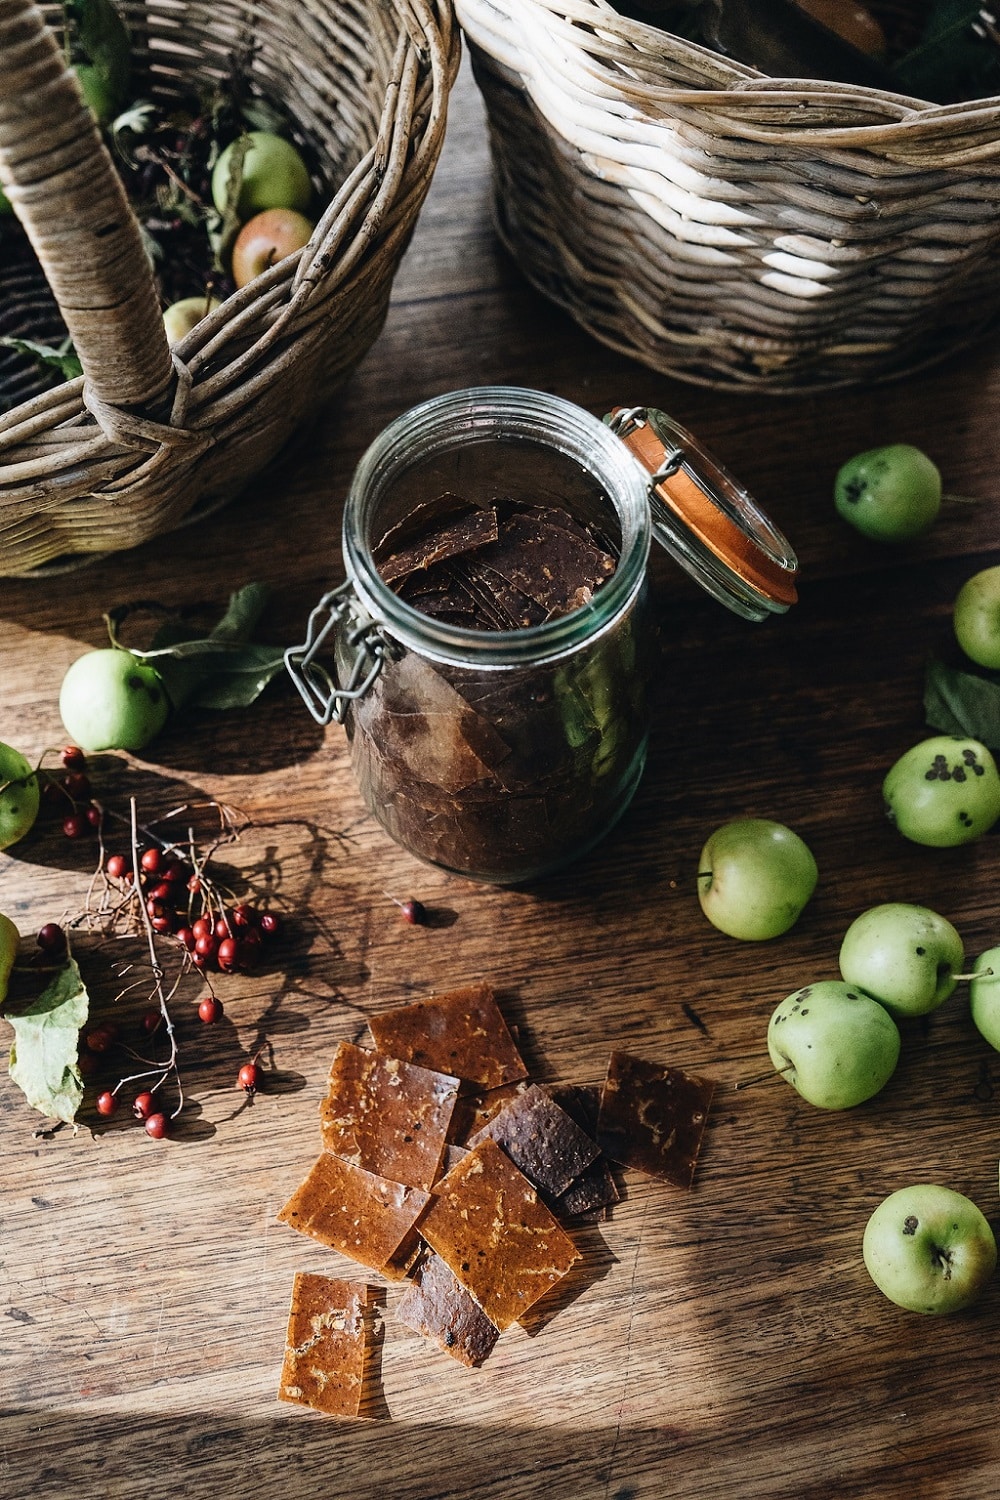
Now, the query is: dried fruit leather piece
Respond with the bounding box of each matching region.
[394,1249,500,1368]
[466,1082,600,1198]
[319,1040,459,1192]
[277,1273,373,1418]
[277,1152,430,1272]
[596,1050,716,1189]
[378,506,500,585]
[449,1080,532,1144]
[542,1082,620,1219]
[418,1137,580,1331]
[368,980,527,1091]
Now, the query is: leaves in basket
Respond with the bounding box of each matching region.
[0,336,82,383]
[6,958,90,1125]
[63,0,132,122]
[924,656,1000,751]
[892,0,1000,103]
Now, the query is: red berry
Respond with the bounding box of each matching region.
[141,1007,162,1034]
[76,1049,99,1079]
[144,1112,169,1139]
[238,929,262,969]
[85,804,102,829]
[132,1090,155,1120]
[161,859,187,883]
[105,853,129,880]
[238,1061,261,1094]
[63,813,89,839]
[175,926,196,952]
[231,903,255,928]
[140,848,163,875]
[258,910,280,938]
[147,882,173,904]
[95,1090,117,1118]
[62,771,91,800]
[187,875,202,894]
[85,1024,117,1054]
[216,937,239,973]
[36,921,65,952]
[198,995,223,1024]
[214,916,233,940]
[194,933,217,961]
[61,745,86,769]
[400,898,427,925]
[151,913,176,934]
[191,916,214,942]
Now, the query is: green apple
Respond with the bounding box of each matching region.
[163,295,221,345]
[953,565,1000,671]
[697,817,818,940]
[0,910,19,1008]
[834,444,941,542]
[883,735,1000,847]
[969,946,1000,1050]
[0,740,40,850]
[838,903,964,1018]
[59,648,170,753]
[863,1183,997,1314]
[767,979,900,1109]
[211,131,312,219]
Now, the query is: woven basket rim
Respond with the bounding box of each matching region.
[467,0,1000,151]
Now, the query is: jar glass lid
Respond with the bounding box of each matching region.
[607,407,798,621]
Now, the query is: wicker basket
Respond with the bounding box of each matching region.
[455,0,1000,391]
[0,0,459,575]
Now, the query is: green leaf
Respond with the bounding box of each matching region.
[924,656,1000,750]
[7,958,90,1124]
[190,644,289,709]
[0,336,82,382]
[105,584,282,713]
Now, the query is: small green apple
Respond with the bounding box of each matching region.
[0,740,40,850]
[162,295,221,345]
[969,946,1000,1051]
[953,565,1000,672]
[211,131,312,219]
[838,903,964,1018]
[767,979,900,1109]
[697,817,818,940]
[0,910,19,1008]
[883,735,1000,847]
[59,648,170,753]
[834,444,941,542]
[863,1183,997,1314]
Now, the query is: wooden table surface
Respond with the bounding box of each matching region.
[3,54,1000,1500]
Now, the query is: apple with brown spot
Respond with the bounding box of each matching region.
[231,209,314,289]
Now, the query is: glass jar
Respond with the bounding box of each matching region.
[286,387,797,884]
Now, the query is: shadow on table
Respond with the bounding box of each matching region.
[2,1402,988,1500]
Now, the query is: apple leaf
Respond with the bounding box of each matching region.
[103,584,286,713]
[924,656,1000,751]
[6,957,90,1124]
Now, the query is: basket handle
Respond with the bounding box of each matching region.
[0,0,175,415]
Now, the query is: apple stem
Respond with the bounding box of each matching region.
[733,1065,793,1091]
[941,492,981,506]
[954,967,995,982]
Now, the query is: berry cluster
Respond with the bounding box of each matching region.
[102,840,281,975]
[39,745,104,840]
[27,763,286,1140]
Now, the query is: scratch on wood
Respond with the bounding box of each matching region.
[603,1198,648,1498]
[682,1002,710,1038]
